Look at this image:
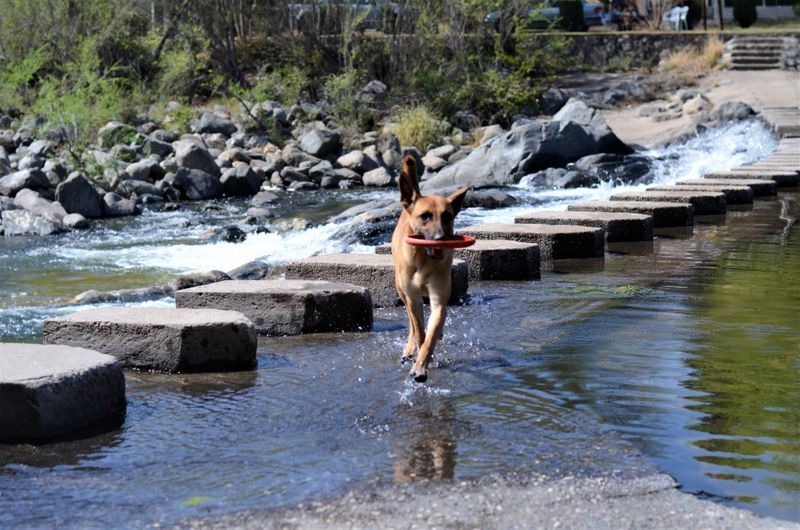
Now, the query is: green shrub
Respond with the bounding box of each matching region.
[733,0,758,28]
[558,0,585,31]
[388,106,450,149]
[249,66,310,106]
[793,1,800,16]
[323,69,371,128]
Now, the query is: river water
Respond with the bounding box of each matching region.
[1,121,798,527]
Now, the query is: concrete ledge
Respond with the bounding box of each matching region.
[568,200,694,227]
[459,223,604,260]
[376,240,541,281]
[609,191,726,215]
[175,280,373,336]
[0,343,125,442]
[515,210,653,242]
[43,307,257,373]
[704,170,799,187]
[286,253,469,307]
[677,178,777,197]
[646,184,753,205]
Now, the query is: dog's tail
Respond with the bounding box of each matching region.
[401,155,418,182]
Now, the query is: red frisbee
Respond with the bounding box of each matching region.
[405,234,476,249]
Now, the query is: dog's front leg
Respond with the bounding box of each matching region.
[400,292,425,364]
[410,293,447,383]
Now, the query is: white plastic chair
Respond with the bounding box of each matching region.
[678,6,689,29]
[667,7,681,30]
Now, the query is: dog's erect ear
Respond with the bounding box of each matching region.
[399,155,421,210]
[447,186,469,216]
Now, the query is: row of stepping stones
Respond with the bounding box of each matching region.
[2,129,797,443]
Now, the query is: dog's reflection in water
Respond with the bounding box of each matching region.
[393,405,458,482]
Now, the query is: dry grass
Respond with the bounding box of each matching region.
[386,105,450,150]
[663,35,726,72]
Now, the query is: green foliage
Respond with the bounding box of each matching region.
[793,1,800,16]
[558,0,586,31]
[248,66,310,106]
[0,48,49,110]
[733,0,758,28]
[388,106,450,149]
[323,69,366,127]
[165,106,196,135]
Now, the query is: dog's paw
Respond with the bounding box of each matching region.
[409,369,428,383]
[400,355,413,366]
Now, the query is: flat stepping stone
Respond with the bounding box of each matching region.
[0,343,125,442]
[43,307,257,373]
[568,201,694,227]
[459,223,604,260]
[175,280,372,336]
[286,253,468,307]
[514,210,653,242]
[677,178,777,196]
[609,191,726,215]
[704,170,799,187]
[375,240,540,281]
[646,184,753,204]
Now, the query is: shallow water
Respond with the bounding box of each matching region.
[1,121,798,526]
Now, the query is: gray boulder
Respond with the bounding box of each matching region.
[125,159,165,182]
[251,190,279,208]
[0,169,50,196]
[14,189,67,223]
[98,121,137,149]
[63,213,90,229]
[337,150,378,174]
[464,189,518,209]
[300,128,341,157]
[1,209,62,236]
[714,101,755,122]
[143,136,173,158]
[170,168,223,200]
[27,140,53,157]
[220,165,261,196]
[193,112,237,136]
[552,99,632,154]
[117,179,164,199]
[55,173,104,218]
[18,153,44,170]
[362,167,393,187]
[103,192,138,217]
[176,144,221,177]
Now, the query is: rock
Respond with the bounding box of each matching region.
[227,260,273,280]
[683,95,709,115]
[193,111,237,136]
[250,190,279,208]
[1,209,62,236]
[125,159,165,182]
[175,279,373,336]
[170,168,223,200]
[151,128,178,143]
[63,213,89,229]
[175,144,221,177]
[552,99,631,153]
[452,110,481,131]
[427,145,458,160]
[0,156,10,177]
[319,174,341,188]
[55,173,104,218]
[166,270,231,292]
[289,181,319,191]
[309,160,333,179]
[538,87,570,115]
[334,168,361,182]
[358,80,388,105]
[421,154,448,172]
[245,207,274,218]
[13,189,67,222]
[143,136,174,158]
[0,196,17,211]
[382,149,403,173]
[218,148,251,165]
[102,192,138,217]
[280,166,309,184]
[18,153,44,170]
[26,140,53,157]
[0,169,50,196]
[117,179,163,199]
[43,307,257,373]
[220,165,261,196]
[0,343,125,442]
[362,167,393,186]
[674,88,702,103]
[299,128,341,157]
[476,124,505,145]
[464,189,518,209]
[713,101,754,122]
[337,150,378,174]
[201,225,247,242]
[97,121,137,149]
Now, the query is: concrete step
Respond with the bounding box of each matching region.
[608,191,726,215]
[375,240,541,281]
[646,184,753,204]
[704,170,799,187]
[286,253,469,307]
[458,223,604,260]
[730,64,782,71]
[43,307,257,373]
[568,201,694,227]
[514,210,653,242]
[0,343,125,442]
[730,55,782,63]
[175,280,373,336]
[676,178,777,196]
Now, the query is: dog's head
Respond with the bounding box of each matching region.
[399,155,468,259]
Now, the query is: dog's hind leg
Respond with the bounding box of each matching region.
[410,292,447,383]
[399,292,425,364]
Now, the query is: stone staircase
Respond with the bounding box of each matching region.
[728,36,786,70]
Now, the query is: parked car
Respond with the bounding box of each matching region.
[288,0,416,34]
[485,1,604,32]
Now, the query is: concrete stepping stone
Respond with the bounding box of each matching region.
[704,170,799,187]
[286,253,469,307]
[376,240,541,281]
[568,201,694,227]
[677,178,776,196]
[0,343,125,442]
[43,307,257,373]
[646,184,753,204]
[458,223,604,260]
[609,190,726,215]
[175,280,373,336]
[514,210,653,242]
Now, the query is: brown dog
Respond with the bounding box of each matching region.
[391,156,468,382]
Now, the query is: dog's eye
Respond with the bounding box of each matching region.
[419,212,432,223]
